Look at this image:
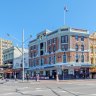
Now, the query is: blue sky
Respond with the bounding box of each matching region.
[0,0,96,46]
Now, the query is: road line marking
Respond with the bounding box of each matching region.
[91,94,96,95]
[1,92,14,95]
[36,88,41,89]
[58,91,66,93]
[18,87,28,89]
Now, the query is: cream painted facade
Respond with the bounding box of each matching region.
[89,32,96,65]
[0,38,12,65]
[89,32,96,78]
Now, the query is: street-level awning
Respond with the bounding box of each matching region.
[89,67,96,73]
[4,69,14,74]
[28,63,91,70]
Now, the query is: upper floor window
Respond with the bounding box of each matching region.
[63,54,67,63]
[40,50,44,55]
[53,45,56,52]
[49,47,52,54]
[75,44,79,51]
[53,56,56,64]
[81,36,84,41]
[81,45,84,51]
[76,54,79,62]
[91,58,93,64]
[75,35,78,41]
[36,59,39,65]
[81,55,84,62]
[48,40,51,45]
[34,45,36,49]
[34,52,37,57]
[49,57,51,64]
[61,44,68,51]
[54,38,57,43]
[31,60,34,67]
[31,46,34,50]
[52,39,54,43]
[41,58,44,66]
[91,48,93,53]
[33,59,36,66]
[40,43,43,49]
[51,38,57,44]
[61,35,68,43]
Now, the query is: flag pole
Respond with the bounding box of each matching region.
[64,6,68,26]
[64,8,66,26]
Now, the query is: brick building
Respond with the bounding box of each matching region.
[28,26,90,79]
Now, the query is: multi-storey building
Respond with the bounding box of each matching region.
[13,53,29,78]
[3,46,22,66]
[29,27,90,79]
[3,46,28,78]
[89,32,96,78]
[0,38,12,66]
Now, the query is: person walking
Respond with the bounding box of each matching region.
[36,73,39,81]
[14,74,16,81]
[26,73,29,82]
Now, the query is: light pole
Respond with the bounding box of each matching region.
[64,6,68,26]
[7,30,32,82]
[22,29,24,82]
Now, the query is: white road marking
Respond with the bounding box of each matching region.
[36,90,43,91]
[18,87,28,89]
[91,94,96,96]
[36,88,41,89]
[22,89,46,94]
[58,91,66,93]
[1,92,14,95]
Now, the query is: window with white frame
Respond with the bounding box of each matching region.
[53,45,56,52]
[81,55,84,62]
[49,47,52,54]
[61,44,68,51]
[49,57,51,64]
[75,44,79,51]
[81,45,84,51]
[41,58,44,66]
[63,54,67,63]
[53,56,56,64]
[76,54,79,62]
[81,36,84,41]
[61,35,68,43]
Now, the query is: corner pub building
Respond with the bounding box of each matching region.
[28,26,90,79]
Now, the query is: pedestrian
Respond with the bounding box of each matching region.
[26,73,29,82]
[36,73,39,81]
[14,74,17,81]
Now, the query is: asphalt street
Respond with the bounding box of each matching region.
[0,79,96,96]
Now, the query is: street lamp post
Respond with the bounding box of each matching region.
[22,29,25,82]
[7,30,32,82]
